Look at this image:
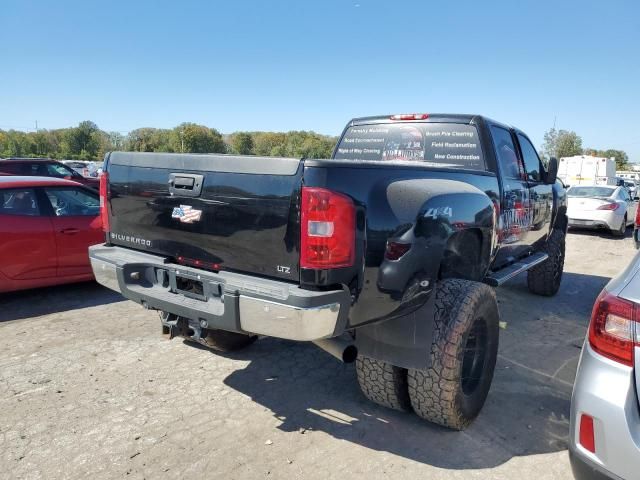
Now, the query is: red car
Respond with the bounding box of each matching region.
[0,158,100,189]
[0,176,104,293]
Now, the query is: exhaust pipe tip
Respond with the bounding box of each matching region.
[313,337,358,363]
[341,344,358,363]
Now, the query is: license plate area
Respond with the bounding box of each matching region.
[175,274,206,301]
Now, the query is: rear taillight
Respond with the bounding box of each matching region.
[588,289,638,366]
[579,414,596,453]
[385,242,411,260]
[635,203,640,227]
[596,202,619,211]
[99,172,110,232]
[300,187,355,269]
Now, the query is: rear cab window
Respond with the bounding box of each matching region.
[334,122,485,170]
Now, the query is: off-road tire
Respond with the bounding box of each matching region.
[407,279,499,430]
[527,228,566,296]
[611,215,627,237]
[356,356,411,411]
[200,328,257,352]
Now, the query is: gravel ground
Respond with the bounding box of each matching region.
[0,229,636,480]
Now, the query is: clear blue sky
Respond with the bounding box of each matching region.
[1,0,639,159]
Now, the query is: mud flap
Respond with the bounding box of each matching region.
[355,290,436,370]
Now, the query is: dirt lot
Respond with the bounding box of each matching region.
[0,230,636,480]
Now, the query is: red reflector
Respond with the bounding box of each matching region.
[385,242,411,260]
[588,290,637,366]
[99,172,110,232]
[596,202,619,211]
[175,256,219,271]
[579,414,596,453]
[390,113,429,121]
[300,187,355,269]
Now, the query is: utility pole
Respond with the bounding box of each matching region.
[35,120,38,131]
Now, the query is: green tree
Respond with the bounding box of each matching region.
[31,130,59,157]
[61,121,102,159]
[125,128,173,152]
[107,132,126,151]
[231,132,254,155]
[542,128,583,159]
[252,132,287,156]
[171,123,225,153]
[1,130,34,157]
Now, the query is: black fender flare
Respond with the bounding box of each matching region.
[356,178,496,370]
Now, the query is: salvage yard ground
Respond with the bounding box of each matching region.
[0,230,635,480]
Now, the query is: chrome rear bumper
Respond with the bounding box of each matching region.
[89,245,350,342]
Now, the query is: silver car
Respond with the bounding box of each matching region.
[567,185,638,237]
[569,250,640,479]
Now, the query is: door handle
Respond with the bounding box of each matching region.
[60,228,80,235]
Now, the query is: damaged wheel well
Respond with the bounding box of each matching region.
[439,229,487,282]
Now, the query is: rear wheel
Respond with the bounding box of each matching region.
[527,228,566,296]
[407,279,499,430]
[356,356,411,411]
[612,215,627,237]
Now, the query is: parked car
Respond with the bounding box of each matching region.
[567,185,637,236]
[635,208,640,249]
[623,179,638,199]
[60,160,100,178]
[0,158,99,189]
[0,176,103,293]
[89,113,568,430]
[570,249,640,480]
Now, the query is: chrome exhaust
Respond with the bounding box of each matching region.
[313,337,357,363]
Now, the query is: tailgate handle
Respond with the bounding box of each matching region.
[169,173,204,197]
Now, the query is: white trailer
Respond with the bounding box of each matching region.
[616,171,640,181]
[558,155,616,186]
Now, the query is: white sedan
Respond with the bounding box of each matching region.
[567,185,638,237]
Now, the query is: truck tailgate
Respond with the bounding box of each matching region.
[106,152,303,282]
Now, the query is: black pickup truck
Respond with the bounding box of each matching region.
[89,113,567,430]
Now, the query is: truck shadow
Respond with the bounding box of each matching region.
[0,282,125,322]
[568,225,634,240]
[217,271,608,470]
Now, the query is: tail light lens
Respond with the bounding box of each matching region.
[588,289,638,366]
[597,202,619,211]
[635,203,640,226]
[300,187,355,269]
[99,172,110,232]
[385,242,411,260]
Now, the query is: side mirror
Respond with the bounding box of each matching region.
[545,156,558,185]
